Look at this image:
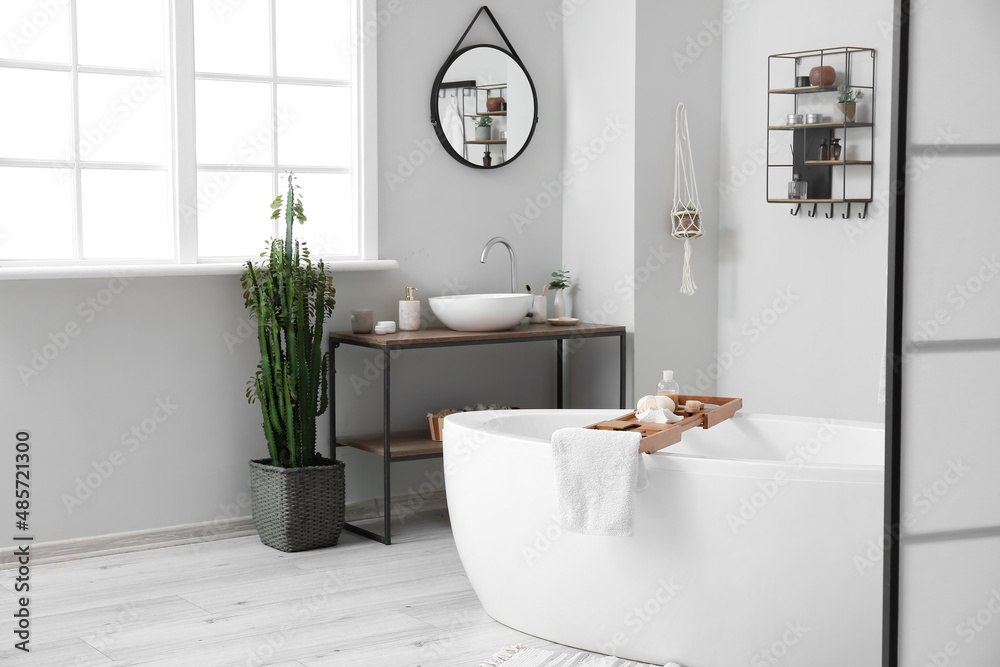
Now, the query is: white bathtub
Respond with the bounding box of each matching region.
[443,410,884,666]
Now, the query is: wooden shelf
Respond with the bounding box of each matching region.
[804,160,873,165]
[337,431,442,459]
[331,322,626,349]
[768,198,872,203]
[465,139,507,144]
[769,121,873,130]
[585,395,742,454]
[767,47,876,214]
[464,111,507,117]
[768,85,838,94]
[329,320,627,544]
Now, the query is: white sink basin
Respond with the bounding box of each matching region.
[428,293,533,332]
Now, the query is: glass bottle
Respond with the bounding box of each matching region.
[819,140,829,161]
[831,137,842,161]
[657,371,680,406]
[788,174,808,200]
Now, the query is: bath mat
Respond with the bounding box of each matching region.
[478,644,681,667]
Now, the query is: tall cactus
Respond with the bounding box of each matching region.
[241,173,336,468]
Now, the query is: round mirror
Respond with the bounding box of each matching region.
[430,45,538,169]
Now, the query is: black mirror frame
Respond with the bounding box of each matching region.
[429,43,539,170]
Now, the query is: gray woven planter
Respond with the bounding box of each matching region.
[249,457,346,552]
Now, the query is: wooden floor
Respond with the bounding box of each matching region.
[0,511,604,666]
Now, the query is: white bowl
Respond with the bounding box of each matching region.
[428,293,533,332]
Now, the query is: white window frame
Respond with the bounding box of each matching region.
[0,0,390,280]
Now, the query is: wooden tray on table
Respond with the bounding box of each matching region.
[584,395,742,454]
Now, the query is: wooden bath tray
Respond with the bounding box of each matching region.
[584,395,742,454]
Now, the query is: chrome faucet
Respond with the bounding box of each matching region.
[479,237,519,294]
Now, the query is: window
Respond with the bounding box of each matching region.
[0,0,376,270]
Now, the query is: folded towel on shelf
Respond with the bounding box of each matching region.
[551,427,647,537]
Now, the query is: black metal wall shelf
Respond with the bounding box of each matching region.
[766,47,876,218]
[805,160,873,165]
[439,80,509,162]
[768,85,839,94]
[778,201,870,219]
[769,121,873,130]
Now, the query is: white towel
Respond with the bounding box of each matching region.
[439,91,466,153]
[551,428,647,537]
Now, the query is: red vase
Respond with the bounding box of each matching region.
[809,65,836,86]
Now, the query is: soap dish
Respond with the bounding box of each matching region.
[547,317,579,326]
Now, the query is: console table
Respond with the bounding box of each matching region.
[329,322,627,544]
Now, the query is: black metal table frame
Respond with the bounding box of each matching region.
[329,328,627,545]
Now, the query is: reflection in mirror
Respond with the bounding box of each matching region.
[431,45,537,169]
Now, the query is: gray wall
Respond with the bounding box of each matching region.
[562,0,723,409]
[633,0,722,403]
[0,0,566,544]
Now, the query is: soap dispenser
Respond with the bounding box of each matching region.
[657,370,680,405]
[399,287,420,331]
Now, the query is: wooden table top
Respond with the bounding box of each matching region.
[330,322,625,347]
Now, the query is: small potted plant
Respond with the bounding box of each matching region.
[671,204,703,239]
[241,173,344,553]
[474,115,493,141]
[549,268,571,319]
[836,85,864,122]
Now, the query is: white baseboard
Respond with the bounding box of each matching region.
[0,517,259,569]
[0,490,449,568]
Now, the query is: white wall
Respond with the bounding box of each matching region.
[562,0,723,408]
[717,0,892,423]
[561,0,637,408]
[0,0,566,544]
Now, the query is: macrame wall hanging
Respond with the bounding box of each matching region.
[671,102,704,297]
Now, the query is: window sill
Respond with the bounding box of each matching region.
[0,259,399,281]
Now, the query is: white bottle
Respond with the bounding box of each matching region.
[657,370,680,405]
[399,286,420,331]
